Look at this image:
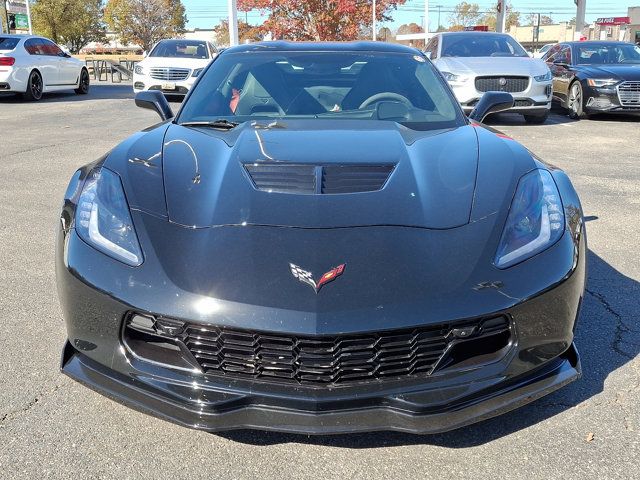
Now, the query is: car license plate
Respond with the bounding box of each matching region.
[162,83,176,91]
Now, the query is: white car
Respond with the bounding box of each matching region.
[133,39,218,97]
[425,32,553,123]
[0,34,89,101]
[533,44,555,59]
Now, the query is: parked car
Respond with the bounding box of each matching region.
[426,31,553,123]
[0,34,89,101]
[543,41,640,118]
[133,39,218,97]
[57,41,585,434]
[533,43,555,58]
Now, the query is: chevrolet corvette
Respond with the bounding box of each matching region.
[57,42,586,434]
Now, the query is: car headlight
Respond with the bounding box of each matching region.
[494,169,564,269]
[587,78,618,88]
[441,71,469,83]
[134,65,145,75]
[534,71,552,82]
[75,168,143,266]
[192,68,204,77]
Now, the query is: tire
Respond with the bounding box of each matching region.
[567,81,589,119]
[22,70,43,101]
[523,111,549,124]
[75,69,90,94]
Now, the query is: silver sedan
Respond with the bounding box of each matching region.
[426,32,553,123]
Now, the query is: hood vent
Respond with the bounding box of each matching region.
[244,163,395,195]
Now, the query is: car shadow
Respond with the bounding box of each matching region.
[214,248,639,448]
[0,83,134,103]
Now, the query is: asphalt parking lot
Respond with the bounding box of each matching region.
[0,83,638,479]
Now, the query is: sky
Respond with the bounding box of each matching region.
[183,0,638,32]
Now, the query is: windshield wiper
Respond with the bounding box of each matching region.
[179,119,240,130]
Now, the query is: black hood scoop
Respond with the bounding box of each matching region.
[244,163,395,195]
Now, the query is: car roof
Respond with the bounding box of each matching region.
[0,34,39,39]
[223,41,421,55]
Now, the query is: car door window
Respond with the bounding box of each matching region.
[543,44,561,62]
[24,38,44,55]
[559,46,571,64]
[40,39,64,57]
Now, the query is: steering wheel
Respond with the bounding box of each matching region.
[359,92,412,109]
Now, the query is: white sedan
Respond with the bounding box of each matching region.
[133,39,217,97]
[0,34,89,101]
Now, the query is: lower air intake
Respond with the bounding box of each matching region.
[174,316,512,385]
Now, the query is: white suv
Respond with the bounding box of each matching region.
[133,39,218,97]
[426,32,553,124]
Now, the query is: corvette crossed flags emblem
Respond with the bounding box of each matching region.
[289,263,346,294]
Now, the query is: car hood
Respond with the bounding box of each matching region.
[160,121,482,229]
[575,64,640,81]
[436,56,548,77]
[138,56,212,69]
[106,120,539,232]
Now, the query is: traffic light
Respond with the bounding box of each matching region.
[8,14,16,31]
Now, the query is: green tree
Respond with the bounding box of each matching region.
[31,0,106,53]
[213,19,264,46]
[448,2,481,28]
[104,0,186,52]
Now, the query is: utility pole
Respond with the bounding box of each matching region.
[25,0,32,34]
[496,0,506,33]
[424,0,429,35]
[228,0,239,46]
[372,0,377,41]
[436,5,442,31]
[532,13,540,52]
[575,0,586,40]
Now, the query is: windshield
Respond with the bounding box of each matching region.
[0,37,19,51]
[576,43,640,64]
[178,51,464,131]
[150,40,209,59]
[442,33,528,57]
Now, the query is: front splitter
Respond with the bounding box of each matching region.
[61,340,580,435]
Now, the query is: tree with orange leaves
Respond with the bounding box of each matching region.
[238,0,406,41]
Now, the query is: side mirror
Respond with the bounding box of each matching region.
[468,91,514,123]
[135,91,174,121]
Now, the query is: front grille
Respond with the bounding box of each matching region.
[475,76,529,93]
[149,67,190,81]
[244,164,395,194]
[513,99,533,107]
[181,316,511,385]
[617,81,640,107]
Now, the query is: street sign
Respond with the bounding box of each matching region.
[6,0,28,14]
[15,13,28,29]
[595,17,630,26]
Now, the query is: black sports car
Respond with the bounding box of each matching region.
[57,42,585,434]
[544,41,640,118]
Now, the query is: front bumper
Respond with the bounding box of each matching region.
[61,339,580,434]
[57,220,586,433]
[133,73,197,96]
[583,84,640,114]
[450,78,552,114]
